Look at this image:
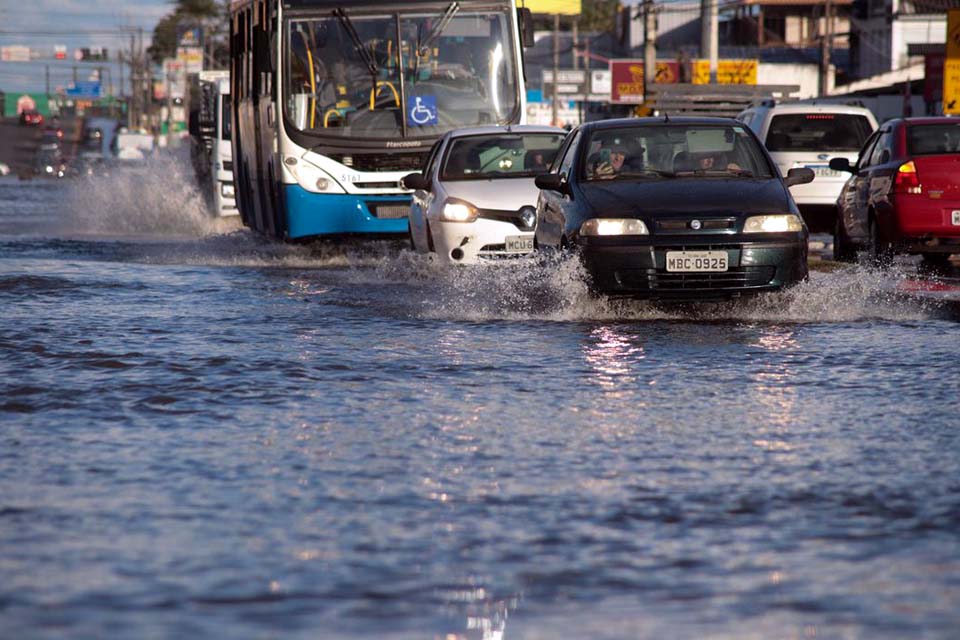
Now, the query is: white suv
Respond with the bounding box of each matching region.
[736,102,878,233]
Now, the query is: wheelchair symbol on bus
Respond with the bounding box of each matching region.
[408,95,438,126]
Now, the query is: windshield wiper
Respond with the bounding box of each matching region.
[622,168,676,178]
[333,8,377,77]
[417,3,459,57]
[675,169,754,178]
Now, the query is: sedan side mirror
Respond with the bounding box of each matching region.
[402,172,429,191]
[828,157,854,173]
[535,172,566,192]
[784,167,815,187]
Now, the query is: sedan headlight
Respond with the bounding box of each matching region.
[743,214,803,233]
[440,200,477,223]
[220,182,235,198]
[580,218,649,236]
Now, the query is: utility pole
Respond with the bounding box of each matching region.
[552,13,560,127]
[820,0,833,96]
[45,65,50,96]
[701,0,719,83]
[643,0,657,101]
[129,33,137,128]
[572,19,579,70]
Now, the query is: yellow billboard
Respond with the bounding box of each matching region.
[521,0,581,16]
[692,59,758,85]
[945,9,960,115]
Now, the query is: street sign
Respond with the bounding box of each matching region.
[66,81,102,99]
[54,45,66,60]
[692,59,758,85]
[177,46,203,74]
[1,46,31,62]
[609,60,680,103]
[945,10,960,115]
[524,0,581,15]
[543,69,587,101]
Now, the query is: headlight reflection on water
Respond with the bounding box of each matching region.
[748,326,801,454]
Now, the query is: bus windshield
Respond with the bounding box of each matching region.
[284,7,520,139]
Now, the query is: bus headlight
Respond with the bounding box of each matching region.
[743,214,803,233]
[286,157,345,194]
[220,182,235,198]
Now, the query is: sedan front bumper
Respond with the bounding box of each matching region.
[579,237,808,299]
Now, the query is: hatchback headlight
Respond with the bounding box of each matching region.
[580,218,649,236]
[743,214,803,233]
[440,200,477,223]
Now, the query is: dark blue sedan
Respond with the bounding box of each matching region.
[534,117,815,299]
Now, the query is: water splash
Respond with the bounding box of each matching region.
[61,150,228,237]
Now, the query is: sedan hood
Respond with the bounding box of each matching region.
[579,178,792,217]
[444,178,541,211]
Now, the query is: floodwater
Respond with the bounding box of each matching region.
[2,156,959,639]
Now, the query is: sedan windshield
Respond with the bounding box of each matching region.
[581,125,773,181]
[284,7,519,139]
[441,133,566,181]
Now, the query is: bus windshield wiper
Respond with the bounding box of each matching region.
[333,8,377,77]
[417,2,459,56]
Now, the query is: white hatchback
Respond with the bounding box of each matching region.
[404,125,566,264]
[737,102,878,233]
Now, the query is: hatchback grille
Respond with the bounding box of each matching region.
[615,266,776,291]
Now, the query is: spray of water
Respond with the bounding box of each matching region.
[41,150,946,324]
[62,149,228,237]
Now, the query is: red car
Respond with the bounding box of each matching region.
[19,110,44,126]
[830,117,960,266]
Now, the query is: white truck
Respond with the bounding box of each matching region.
[189,71,237,217]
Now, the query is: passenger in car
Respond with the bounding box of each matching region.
[591,142,628,179]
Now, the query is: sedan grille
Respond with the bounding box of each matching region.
[615,266,776,291]
[656,217,737,232]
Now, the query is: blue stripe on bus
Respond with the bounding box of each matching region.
[283,185,410,238]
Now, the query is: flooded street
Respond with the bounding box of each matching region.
[2,162,959,639]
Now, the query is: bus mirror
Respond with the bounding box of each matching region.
[402,172,429,191]
[517,8,534,48]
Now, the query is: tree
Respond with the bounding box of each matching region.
[147,0,229,66]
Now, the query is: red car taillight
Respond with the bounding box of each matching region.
[893,160,921,195]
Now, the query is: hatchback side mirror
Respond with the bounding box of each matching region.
[829,157,854,173]
[785,167,815,187]
[402,172,429,191]
[535,172,566,192]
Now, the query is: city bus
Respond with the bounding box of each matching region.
[229,0,533,240]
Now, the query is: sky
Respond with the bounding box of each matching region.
[0,0,169,95]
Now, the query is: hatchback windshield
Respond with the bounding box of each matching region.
[581,125,773,181]
[765,113,873,152]
[907,123,960,156]
[440,133,565,181]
